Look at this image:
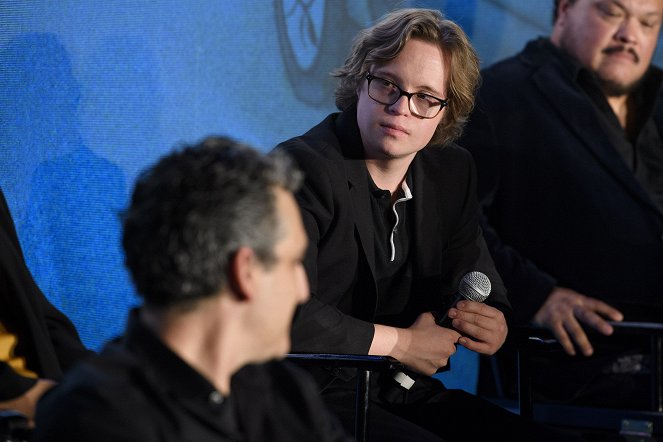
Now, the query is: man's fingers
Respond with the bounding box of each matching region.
[450,308,493,327]
[583,298,624,322]
[450,311,499,344]
[455,300,498,316]
[562,317,594,356]
[457,336,490,354]
[551,323,576,356]
[574,306,614,335]
[450,303,505,328]
[452,318,488,342]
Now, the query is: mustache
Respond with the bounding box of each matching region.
[603,46,639,63]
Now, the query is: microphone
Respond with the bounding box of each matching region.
[390,271,491,392]
[435,271,491,328]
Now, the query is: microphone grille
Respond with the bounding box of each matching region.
[459,271,491,303]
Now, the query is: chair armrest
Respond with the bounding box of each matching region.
[286,353,404,371]
[609,321,663,336]
[515,321,663,415]
[0,410,31,442]
[515,321,663,350]
[286,353,405,442]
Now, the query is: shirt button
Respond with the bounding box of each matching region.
[209,390,224,405]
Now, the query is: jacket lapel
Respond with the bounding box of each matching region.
[345,157,377,275]
[336,107,378,285]
[410,152,442,278]
[528,48,660,214]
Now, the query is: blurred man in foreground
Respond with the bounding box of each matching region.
[35,137,351,441]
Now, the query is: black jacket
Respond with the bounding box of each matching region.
[35,310,351,442]
[276,105,510,355]
[460,38,663,324]
[0,188,89,400]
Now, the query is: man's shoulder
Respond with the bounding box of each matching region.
[274,114,349,185]
[481,38,556,86]
[414,143,476,186]
[235,359,317,391]
[40,342,147,407]
[421,142,473,165]
[275,112,343,160]
[35,344,155,440]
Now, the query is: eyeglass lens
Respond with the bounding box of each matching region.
[368,75,444,119]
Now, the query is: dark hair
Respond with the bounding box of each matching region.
[122,136,302,308]
[333,8,480,146]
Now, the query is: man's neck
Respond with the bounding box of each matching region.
[365,155,414,196]
[605,94,631,129]
[141,302,245,396]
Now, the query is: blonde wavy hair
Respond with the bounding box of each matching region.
[333,8,480,146]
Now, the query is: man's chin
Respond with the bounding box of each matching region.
[598,77,640,97]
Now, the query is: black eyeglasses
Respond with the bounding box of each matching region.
[365,74,448,119]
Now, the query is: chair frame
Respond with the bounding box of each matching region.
[516,322,663,435]
[287,353,404,442]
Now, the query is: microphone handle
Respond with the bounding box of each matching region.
[435,312,453,329]
[389,281,484,391]
[435,293,463,328]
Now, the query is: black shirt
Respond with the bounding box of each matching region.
[369,173,414,324]
[35,309,351,442]
[546,39,663,214]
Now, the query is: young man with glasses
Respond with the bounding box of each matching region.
[276,8,582,442]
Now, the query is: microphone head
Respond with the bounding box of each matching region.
[459,271,491,303]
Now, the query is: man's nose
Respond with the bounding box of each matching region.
[388,94,412,116]
[614,18,638,45]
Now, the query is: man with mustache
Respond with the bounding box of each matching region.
[459,0,663,408]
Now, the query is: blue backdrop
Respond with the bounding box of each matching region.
[2,0,661,392]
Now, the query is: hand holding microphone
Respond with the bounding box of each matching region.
[390,272,495,390]
[440,271,508,356]
[435,271,491,329]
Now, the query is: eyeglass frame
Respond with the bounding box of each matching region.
[365,73,449,119]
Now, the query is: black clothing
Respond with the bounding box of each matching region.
[459,38,663,407]
[567,40,663,213]
[0,188,89,401]
[35,310,351,442]
[369,175,412,319]
[277,104,510,354]
[460,37,663,324]
[276,105,581,441]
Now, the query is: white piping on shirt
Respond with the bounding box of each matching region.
[389,180,413,262]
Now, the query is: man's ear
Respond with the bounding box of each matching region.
[556,0,573,25]
[227,247,257,302]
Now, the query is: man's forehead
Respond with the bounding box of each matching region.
[590,0,663,15]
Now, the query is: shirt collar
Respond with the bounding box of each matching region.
[122,308,224,405]
[536,37,663,137]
